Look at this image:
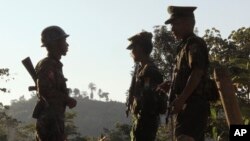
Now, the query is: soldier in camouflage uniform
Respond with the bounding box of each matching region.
[35,26,77,141]
[126,31,163,141]
[158,6,210,141]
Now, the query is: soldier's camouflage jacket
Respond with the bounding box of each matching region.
[129,61,163,117]
[35,56,69,117]
[170,33,209,101]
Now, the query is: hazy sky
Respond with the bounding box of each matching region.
[0,0,249,105]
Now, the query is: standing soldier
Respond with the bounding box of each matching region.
[126,31,164,141]
[35,25,77,141]
[158,6,210,141]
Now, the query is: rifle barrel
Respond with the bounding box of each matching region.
[22,57,37,83]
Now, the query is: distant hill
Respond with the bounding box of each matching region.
[7,96,131,136]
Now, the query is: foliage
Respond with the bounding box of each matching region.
[88,82,96,99]
[0,102,36,141]
[98,89,110,102]
[204,27,250,101]
[0,68,17,140]
[204,27,250,126]
[152,25,177,80]
[0,68,11,93]
[14,123,36,141]
[65,111,81,140]
[7,95,130,138]
[102,122,130,141]
[69,83,110,101]
[1,100,85,141]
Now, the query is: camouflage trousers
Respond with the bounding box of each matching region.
[130,114,159,141]
[36,114,66,141]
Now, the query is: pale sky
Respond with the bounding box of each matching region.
[0,0,249,105]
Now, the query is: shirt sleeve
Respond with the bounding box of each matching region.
[187,40,208,70]
[143,65,163,88]
[36,61,66,102]
[37,64,56,98]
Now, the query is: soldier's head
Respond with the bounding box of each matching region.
[41,26,69,56]
[165,6,197,39]
[127,31,153,62]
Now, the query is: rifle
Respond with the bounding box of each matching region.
[126,63,139,117]
[22,57,47,118]
[22,57,37,91]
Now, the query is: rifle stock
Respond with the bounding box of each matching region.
[22,57,37,91]
[22,57,47,118]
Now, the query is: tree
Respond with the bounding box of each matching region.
[204,27,250,103]
[98,89,103,100]
[0,68,10,93]
[14,123,36,141]
[102,122,130,141]
[152,25,177,80]
[102,92,109,102]
[228,27,250,102]
[19,95,26,102]
[0,103,26,141]
[73,88,80,97]
[200,27,250,140]
[0,104,9,141]
[88,82,96,99]
[98,89,110,102]
[205,27,250,128]
[68,88,73,96]
[65,111,81,140]
[0,68,25,140]
[81,91,88,98]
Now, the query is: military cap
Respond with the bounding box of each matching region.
[127,31,153,50]
[165,6,197,24]
[41,26,69,47]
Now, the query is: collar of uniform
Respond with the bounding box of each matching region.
[47,54,63,67]
[137,60,154,77]
[181,32,196,42]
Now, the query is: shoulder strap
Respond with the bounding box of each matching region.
[36,57,59,75]
[185,35,197,52]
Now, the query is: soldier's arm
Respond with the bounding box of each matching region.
[157,81,171,93]
[143,65,163,91]
[171,68,204,114]
[178,42,207,101]
[176,67,204,101]
[37,69,65,99]
[171,42,207,113]
[37,68,76,108]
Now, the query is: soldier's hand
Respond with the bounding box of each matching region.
[170,97,186,114]
[157,81,171,93]
[67,97,77,109]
